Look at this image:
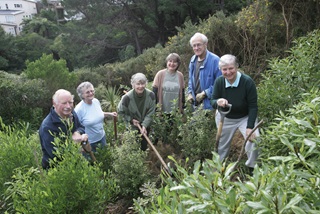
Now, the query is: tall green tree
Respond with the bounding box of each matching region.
[21,17,59,39]
[57,0,249,68]
[23,54,78,96]
[0,28,22,73]
[15,33,53,71]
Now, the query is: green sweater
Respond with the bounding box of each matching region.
[117,89,156,130]
[211,73,258,129]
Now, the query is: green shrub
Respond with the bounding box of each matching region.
[134,153,241,213]
[4,138,118,213]
[134,89,320,213]
[260,89,320,168]
[150,103,185,152]
[258,29,320,125]
[0,119,40,195]
[135,151,320,213]
[177,107,216,165]
[111,129,151,198]
[0,72,48,128]
[23,53,78,95]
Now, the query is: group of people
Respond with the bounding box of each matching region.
[39,32,260,173]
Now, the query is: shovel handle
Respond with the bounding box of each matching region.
[218,104,232,115]
[113,116,118,140]
[81,141,97,162]
[215,104,232,152]
[137,124,172,176]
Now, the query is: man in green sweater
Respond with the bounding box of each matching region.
[211,54,260,173]
[118,73,156,150]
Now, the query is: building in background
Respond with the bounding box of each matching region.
[0,0,39,36]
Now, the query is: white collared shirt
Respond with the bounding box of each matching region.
[225,71,242,88]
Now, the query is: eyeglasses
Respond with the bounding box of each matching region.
[192,43,204,48]
[85,90,95,94]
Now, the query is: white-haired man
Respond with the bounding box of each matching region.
[39,89,88,169]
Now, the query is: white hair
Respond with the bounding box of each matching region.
[76,81,93,100]
[131,73,148,86]
[52,89,74,104]
[219,54,239,69]
[189,32,208,46]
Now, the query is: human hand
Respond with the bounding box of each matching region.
[132,119,140,127]
[196,91,206,102]
[246,128,256,142]
[187,94,194,104]
[110,112,117,117]
[141,126,147,135]
[80,134,88,142]
[217,98,229,107]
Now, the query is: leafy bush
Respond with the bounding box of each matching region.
[111,129,151,198]
[0,119,40,195]
[0,71,48,128]
[4,138,118,213]
[134,87,320,213]
[260,89,320,164]
[177,107,217,165]
[23,54,78,95]
[150,103,185,152]
[258,29,320,125]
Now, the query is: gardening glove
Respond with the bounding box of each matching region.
[196,91,206,103]
[187,94,194,104]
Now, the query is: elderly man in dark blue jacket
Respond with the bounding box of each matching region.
[187,32,221,110]
[39,89,88,169]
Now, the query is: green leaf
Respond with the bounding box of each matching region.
[281,194,303,212]
[246,201,268,210]
[291,205,307,214]
[293,118,313,129]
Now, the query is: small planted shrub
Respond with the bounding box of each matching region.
[4,138,118,213]
[111,129,151,198]
[178,107,217,165]
[0,119,40,195]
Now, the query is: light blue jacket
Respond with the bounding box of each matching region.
[188,50,221,109]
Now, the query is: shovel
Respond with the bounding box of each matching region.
[137,124,172,177]
[215,104,232,152]
[113,116,118,140]
[81,140,97,162]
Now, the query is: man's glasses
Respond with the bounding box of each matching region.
[192,43,204,48]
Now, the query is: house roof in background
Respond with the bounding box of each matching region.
[0,10,24,15]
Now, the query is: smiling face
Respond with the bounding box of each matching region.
[53,90,74,119]
[166,59,179,72]
[191,36,207,60]
[219,54,239,84]
[221,64,237,84]
[133,81,146,95]
[82,86,95,104]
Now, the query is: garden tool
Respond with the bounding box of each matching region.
[215,104,232,152]
[81,140,97,162]
[236,120,264,163]
[229,119,264,175]
[137,123,172,177]
[113,116,118,140]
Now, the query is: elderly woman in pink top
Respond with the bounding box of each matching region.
[152,53,185,114]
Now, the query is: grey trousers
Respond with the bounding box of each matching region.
[215,112,260,168]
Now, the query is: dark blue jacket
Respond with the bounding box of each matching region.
[39,107,85,169]
[188,50,221,110]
